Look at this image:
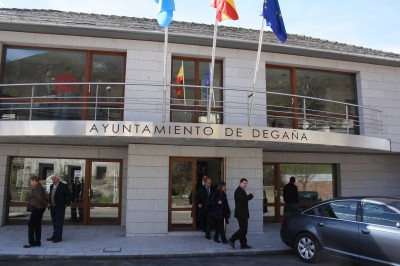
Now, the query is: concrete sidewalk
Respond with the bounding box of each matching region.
[0,224,291,260]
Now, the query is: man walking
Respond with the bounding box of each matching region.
[229,178,254,249]
[47,174,71,243]
[196,177,213,238]
[283,176,299,213]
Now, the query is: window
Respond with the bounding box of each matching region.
[7,156,122,225]
[1,46,126,120]
[362,202,400,227]
[318,201,358,221]
[170,57,223,124]
[266,66,358,134]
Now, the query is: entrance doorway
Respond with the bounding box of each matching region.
[168,157,224,231]
[6,157,122,225]
[263,164,284,223]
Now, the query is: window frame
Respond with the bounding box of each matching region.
[265,64,359,133]
[170,56,224,124]
[0,45,127,120]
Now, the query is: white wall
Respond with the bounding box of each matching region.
[264,152,400,197]
[126,144,263,236]
[0,144,128,226]
[0,30,399,151]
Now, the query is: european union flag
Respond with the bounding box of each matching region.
[203,64,211,98]
[263,0,287,43]
[154,0,175,28]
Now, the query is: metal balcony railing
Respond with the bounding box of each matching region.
[0,82,383,136]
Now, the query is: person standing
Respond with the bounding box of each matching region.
[283,176,299,213]
[47,174,71,243]
[196,177,213,238]
[23,176,48,248]
[210,182,231,244]
[70,177,83,222]
[229,178,254,249]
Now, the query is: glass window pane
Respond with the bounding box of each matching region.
[199,61,222,108]
[171,160,194,228]
[281,164,334,209]
[171,60,195,105]
[320,201,358,221]
[90,162,120,204]
[296,69,357,116]
[2,48,86,97]
[363,203,400,227]
[266,67,292,112]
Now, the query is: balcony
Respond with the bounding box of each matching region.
[0,82,382,137]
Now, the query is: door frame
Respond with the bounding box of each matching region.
[263,163,284,223]
[168,157,225,232]
[85,159,123,225]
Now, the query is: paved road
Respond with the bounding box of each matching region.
[1,254,359,266]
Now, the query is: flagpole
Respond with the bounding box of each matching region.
[249,17,265,126]
[207,12,219,124]
[162,27,169,123]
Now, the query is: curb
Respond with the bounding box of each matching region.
[0,249,292,261]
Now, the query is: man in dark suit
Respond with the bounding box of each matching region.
[196,177,213,238]
[283,176,299,213]
[47,174,71,243]
[229,178,254,249]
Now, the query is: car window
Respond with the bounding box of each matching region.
[362,202,400,227]
[319,201,358,221]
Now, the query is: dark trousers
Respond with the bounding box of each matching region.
[205,212,213,238]
[230,218,248,246]
[28,208,45,245]
[214,218,227,242]
[50,207,66,241]
[197,208,206,231]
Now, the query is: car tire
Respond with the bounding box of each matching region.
[295,233,321,263]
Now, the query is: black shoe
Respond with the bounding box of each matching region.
[241,245,252,249]
[222,240,229,244]
[214,239,221,243]
[46,237,54,241]
[23,244,34,248]
[33,241,41,247]
[228,240,235,249]
[205,236,211,240]
[53,239,62,243]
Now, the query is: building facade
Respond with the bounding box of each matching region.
[0,9,399,236]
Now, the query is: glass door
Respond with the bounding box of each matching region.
[87,160,122,225]
[169,158,197,231]
[263,164,284,223]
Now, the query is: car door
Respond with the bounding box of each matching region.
[314,200,360,260]
[359,201,400,265]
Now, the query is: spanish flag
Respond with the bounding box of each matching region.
[211,0,239,22]
[175,64,184,98]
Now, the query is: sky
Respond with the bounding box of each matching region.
[0,0,399,53]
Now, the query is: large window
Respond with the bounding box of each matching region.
[170,57,223,124]
[266,66,358,134]
[7,157,122,225]
[0,46,126,120]
[263,163,336,223]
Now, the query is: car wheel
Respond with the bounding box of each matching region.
[295,233,321,263]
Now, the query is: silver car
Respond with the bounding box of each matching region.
[280,197,400,265]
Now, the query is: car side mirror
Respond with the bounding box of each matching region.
[396,223,400,229]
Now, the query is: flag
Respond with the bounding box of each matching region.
[175,64,184,98]
[203,64,211,98]
[263,0,287,43]
[154,0,175,28]
[211,0,239,22]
